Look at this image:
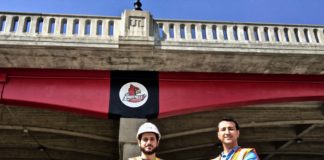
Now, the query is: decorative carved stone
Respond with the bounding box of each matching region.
[128,16,145,36]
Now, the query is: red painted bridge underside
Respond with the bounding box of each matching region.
[1,68,324,119]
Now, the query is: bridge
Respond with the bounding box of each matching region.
[1,9,324,160]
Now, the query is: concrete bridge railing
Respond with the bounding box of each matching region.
[155,20,324,44]
[0,13,119,37]
[0,10,324,48]
[0,12,121,48]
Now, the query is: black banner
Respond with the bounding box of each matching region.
[109,71,159,119]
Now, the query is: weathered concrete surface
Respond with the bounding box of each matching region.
[1,44,324,74]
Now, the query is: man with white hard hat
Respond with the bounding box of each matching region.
[129,122,163,160]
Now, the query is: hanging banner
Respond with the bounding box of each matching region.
[109,71,159,119]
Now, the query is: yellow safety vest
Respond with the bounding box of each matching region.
[211,148,255,160]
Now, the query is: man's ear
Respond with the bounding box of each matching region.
[137,139,141,147]
[237,130,240,138]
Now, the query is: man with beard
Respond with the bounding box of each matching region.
[129,122,163,160]
[212,117,259,160]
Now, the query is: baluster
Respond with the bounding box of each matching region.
[42,17,50,35]
[65,18,73,36]
[15,16,24,34]
[308,28,317,43]
[267,27,276,42]
[250,26,258,42]
[173,23,180,40]
[293,28,301,43]
[90,19,96,36]
[300,28,309,43]
[195,23,203,41]
[184,23,190,40]
[111,20,121,37]
[227,25,234,41]
[163,22,170,40]
[205,24,213,40]
[259,27,267,42]
[287,27,297,43]
[53,17,61,35]
[246,26,254,42]
[278,27,286,43]
[319,29,324,43]
[237,25,244,41]
[217,25,225,41]
[4,15,12,33]
[79,19,86,36]
[100,19,107,37]
[29,16,38,34]
[196,24,203,40]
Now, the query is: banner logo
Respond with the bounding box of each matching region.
[119,82,148,108]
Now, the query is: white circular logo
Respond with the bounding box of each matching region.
[119,82,148,108]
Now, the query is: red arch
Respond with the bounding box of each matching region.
[1,69,324,119]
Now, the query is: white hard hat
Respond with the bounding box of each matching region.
[136,122,161,141]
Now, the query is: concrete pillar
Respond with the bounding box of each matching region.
[119,118,147,160]
[120,10,153,37]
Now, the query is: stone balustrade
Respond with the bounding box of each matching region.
[0,11,324,49]
[155,20,324,44]
[0,13,118,37]
[0,12,120,48]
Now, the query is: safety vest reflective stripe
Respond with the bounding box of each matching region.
[231,148,253,160]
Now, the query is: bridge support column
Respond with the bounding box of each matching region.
[119,118,147,160]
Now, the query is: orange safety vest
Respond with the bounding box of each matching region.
[211,148,255,160]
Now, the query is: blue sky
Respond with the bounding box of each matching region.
[0,0,323,25]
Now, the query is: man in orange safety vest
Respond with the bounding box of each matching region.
[212,117,259,160]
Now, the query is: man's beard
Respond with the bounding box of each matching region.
[140,145,157,155]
